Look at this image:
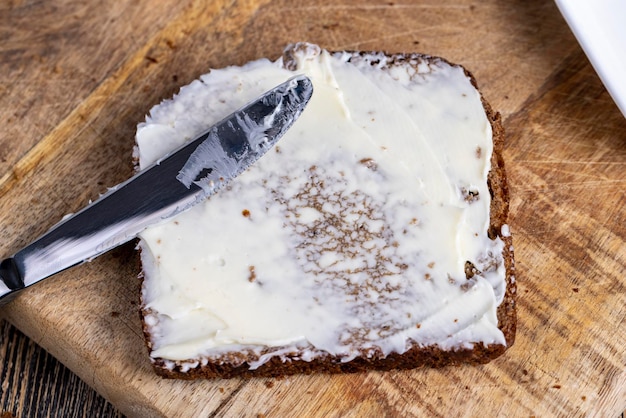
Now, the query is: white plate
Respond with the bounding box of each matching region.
[555,0,626,118]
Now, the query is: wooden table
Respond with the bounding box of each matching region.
[1,0,624,417]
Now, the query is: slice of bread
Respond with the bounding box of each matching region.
[135,43,515,379]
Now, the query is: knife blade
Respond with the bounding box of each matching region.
[0,75,313,305]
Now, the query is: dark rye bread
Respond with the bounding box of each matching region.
[141,49,516,379]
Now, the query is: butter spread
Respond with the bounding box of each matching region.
[136,44,507,369]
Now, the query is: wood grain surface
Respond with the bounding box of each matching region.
[1,0,625,417]
[0,321,123,417]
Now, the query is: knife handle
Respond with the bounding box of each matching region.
[0,258,24,306]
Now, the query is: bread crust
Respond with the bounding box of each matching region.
[140,49,516,379]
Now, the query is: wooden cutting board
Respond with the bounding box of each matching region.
[1,0,624,416]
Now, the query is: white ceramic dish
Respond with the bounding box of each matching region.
[555,0,626,118]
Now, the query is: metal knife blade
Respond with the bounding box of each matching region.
[0,75,313,305]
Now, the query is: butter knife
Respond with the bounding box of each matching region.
[0,75,313,305]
